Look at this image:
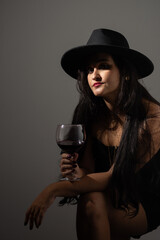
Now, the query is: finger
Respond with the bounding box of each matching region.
[61,153,72,158]
[60,159,72,166]
[73,153,79,162]
[61,164,73,171]
[68,153,78,163]
[29,216,34,230]
[24,213,29,226]
[61,158,71,163]
[29,206,41,230]
[29,210,35,230]
[61,153,78,161]
[61,169,74,176]
[60,163,77,174]
[36,210,45,228]
[33,207,40,227]
[60,158,77,166]
[24,207,33,226]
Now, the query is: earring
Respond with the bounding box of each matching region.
[125,76,130,81]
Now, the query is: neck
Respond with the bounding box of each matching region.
[103,97,115,111]
[103,88,120,111]
[103,98,126,124]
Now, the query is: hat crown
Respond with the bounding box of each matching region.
[61,28,154,79]
[87,29,129,49]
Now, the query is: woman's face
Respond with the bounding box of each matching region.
[87,53,120,103]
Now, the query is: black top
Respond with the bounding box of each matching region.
[93,137,160,232]
[93,138,118,172]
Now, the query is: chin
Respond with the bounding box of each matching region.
[93,91,107,98]
[94,93,103,97]
[93,90,104,97]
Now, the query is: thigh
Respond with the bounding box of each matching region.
[106,193,148,239]
[76,192,110,240]
[76,192,108,221]
[77,192,108,209]
[77,191,148,239]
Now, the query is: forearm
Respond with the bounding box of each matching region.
[24,168,113,229]
[49,169,112,198]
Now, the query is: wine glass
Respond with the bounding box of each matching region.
[56,124,86,181]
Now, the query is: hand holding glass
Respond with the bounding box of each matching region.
[56,124,86,181]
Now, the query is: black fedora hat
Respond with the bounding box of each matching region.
[61,29,154,80]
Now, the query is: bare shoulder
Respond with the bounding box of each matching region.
[137,99,160,169]
[145,99,160,160]
[144,99,160,133]
[146,99,160,116]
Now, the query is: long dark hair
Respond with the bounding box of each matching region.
[59,53,155,212]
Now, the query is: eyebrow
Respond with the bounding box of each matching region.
[95,58,110,63]
[96,58,110,62]
[87,58,110,67]
[92,58,111,65]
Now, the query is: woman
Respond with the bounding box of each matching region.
[24,29,160,240]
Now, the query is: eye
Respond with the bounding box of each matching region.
[86,66,94,74]
[98,63,111,70]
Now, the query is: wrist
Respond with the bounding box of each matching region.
[46,182,58,198]
[48,181,71,198]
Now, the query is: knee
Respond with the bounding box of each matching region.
[85,198,102,219]
[77,192,107,221]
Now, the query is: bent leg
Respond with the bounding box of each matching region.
[107,196,148,240]
[76,192,110,240]
[76,192,148,240]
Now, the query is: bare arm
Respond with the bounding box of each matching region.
[24,132,113,229]
[24,168,113,230]
[51,168,112,197]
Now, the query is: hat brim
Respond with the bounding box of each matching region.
[61,45,154,79]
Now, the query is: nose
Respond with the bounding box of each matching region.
[92,68,101,81]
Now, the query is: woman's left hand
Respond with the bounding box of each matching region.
[24,185,56,230]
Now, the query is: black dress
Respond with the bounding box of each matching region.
[93,138,160,236]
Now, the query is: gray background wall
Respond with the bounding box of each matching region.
[1,0,160,239]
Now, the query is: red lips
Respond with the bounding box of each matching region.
[93,82,104,87]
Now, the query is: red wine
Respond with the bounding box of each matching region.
[57,140,85,153]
